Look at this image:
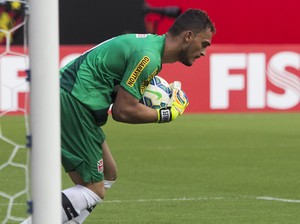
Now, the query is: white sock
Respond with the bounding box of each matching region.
[21,210,93,224]
[62,185,101,222]
[63,205,96,224]
[21,185,103,224]
[63,180,115,224]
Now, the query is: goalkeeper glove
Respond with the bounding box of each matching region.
[157,82,189,123]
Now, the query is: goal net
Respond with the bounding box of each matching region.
[0,0,30,223]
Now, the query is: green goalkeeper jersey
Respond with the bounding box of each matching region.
[60,34,165,126]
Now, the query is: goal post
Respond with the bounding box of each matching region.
[28,0,61,223]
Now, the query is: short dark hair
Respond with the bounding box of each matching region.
[168,9,216,36]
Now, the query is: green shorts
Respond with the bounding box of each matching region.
[60,88,105,182]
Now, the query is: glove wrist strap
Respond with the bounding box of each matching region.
[157,108,171,123]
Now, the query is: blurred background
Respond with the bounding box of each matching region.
[61,0,299,45]
[7,0,300,45]
[57,0,300,45]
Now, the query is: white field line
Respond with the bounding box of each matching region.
[103,197,227,203]
[256,196,300,203]
[1,196,300,207]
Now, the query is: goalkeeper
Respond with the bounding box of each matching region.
[59,9,215,224]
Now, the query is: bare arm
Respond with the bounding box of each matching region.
[111,86,158,124]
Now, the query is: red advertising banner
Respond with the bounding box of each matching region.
[161,45,300,113]
[1,45,299,114]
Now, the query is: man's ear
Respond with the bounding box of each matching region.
[184,30,194,43]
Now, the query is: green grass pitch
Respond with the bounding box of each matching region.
[1,113,300,223]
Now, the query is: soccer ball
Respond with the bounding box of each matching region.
[141,76,172,109]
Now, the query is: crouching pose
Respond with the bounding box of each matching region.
[22,8,215,223]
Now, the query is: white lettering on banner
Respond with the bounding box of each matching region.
[210,54,246,109]
[267,52,300,109]
[210,52,300,110]
[0,56,29,111]
[247,54,266,108]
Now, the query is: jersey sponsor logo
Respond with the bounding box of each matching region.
[136,34,148,38]
[97,159,104,173]
[126,56,150,87]
[140,68,158,94]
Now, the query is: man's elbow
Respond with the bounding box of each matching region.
[111,106,129,122]
[111,111,123,122]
